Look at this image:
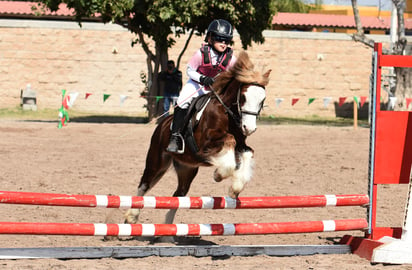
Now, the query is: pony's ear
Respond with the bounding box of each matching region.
[263,69,272,78]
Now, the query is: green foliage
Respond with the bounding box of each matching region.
[35,0,276,50]
[273,0,320,13]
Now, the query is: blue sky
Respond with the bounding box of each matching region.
[304,0,392,11]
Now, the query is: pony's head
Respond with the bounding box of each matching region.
[214,51,271,136]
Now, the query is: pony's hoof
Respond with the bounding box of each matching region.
[228,187,239,199]
[124,209,140,224]
[213,169,223,182]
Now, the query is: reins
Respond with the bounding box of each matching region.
[209,81,265,127]
[209,81,241,127]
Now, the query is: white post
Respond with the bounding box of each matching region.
[401,178,412,241]
[371,175,412,264]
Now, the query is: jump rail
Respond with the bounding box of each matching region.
[0,191,369,209]
[0,219,368,236]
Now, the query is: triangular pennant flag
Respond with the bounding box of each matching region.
[156,96,162,103]
[308,98,316,105]
[119,95,128,106]
[353,96,360,108]
[291,98,299,106]
[67,92,79,107]
[360,96,367,108]
[61,89,66,97]
[406,98,412,109]
[323,97,332,108]
[275,98,284,108]
[338,97,347,107]
[103,94,111,102]
[389,96,397,110]
[85,93,92,99]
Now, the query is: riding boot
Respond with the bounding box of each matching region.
[166,107,188,153]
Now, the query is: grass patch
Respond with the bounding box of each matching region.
[258,115,369,127]
[0,107,59,120]
[0,107,149,123]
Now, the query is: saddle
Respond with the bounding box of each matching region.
[181,94,212,153]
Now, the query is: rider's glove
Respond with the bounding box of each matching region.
[200,76,215,86]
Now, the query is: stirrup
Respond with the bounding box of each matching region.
[166,133,185,154]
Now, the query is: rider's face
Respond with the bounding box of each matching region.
[212,41,228,53]
[208,36,229,53]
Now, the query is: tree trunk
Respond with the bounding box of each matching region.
[146,45,169,120]
[393,45,412,110]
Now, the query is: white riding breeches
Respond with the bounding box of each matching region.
[176,79,210,109]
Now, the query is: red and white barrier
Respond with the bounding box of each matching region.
[0,191,368,209]
[0,219,368,236]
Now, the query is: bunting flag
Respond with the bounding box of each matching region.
[275,98,284,108]
[360,96,367,108]
[354,96,360,108]
[103,94,111,102]
[338,97,347,107]
[323,97,332,108]
[119,95,128,106]
[406,98,412,109]
[57,90,412,113]
[389,96,397,110]
[67,92,79,107]
[308,98,316,105]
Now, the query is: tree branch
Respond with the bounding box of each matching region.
[123,17,156,63]
[176,28,194,69]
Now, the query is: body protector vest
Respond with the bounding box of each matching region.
[197,44,233,79]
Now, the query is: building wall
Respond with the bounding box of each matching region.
[0,19,397,118]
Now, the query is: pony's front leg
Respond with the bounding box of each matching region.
[229,148,255,198]
[209,135,237,183]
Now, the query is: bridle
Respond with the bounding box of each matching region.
[236,82,266,117]
[210,81,266,127]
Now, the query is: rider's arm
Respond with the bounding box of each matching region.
[186,50,203,83]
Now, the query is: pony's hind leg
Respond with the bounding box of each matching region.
[124,148,172,224]
[165,161,199,224]
[156,161,198,243]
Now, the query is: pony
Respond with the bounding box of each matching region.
[125,51,271,227]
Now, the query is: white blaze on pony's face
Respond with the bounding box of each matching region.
[240,85,266,136]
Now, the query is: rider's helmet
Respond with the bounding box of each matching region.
[205,19,233,43]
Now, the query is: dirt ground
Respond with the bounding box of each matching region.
[0,120,411,269]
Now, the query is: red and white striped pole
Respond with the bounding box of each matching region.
[0,219,368,236]
[0,191,369,209]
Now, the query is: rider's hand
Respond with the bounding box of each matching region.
[200,76,215,86]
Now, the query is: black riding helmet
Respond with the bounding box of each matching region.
[205,19,233,43]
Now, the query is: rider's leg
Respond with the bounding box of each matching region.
[166,80,202,154]
[166,106,188,153]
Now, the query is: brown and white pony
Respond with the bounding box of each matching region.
[125,51,271,226]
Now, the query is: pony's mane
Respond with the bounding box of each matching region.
[214,51,269,94]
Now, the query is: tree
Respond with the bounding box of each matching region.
[34,0,278,119]
[351,0,411,110]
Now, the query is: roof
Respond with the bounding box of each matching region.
[272,12,412,30]
[0,1,73,18]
